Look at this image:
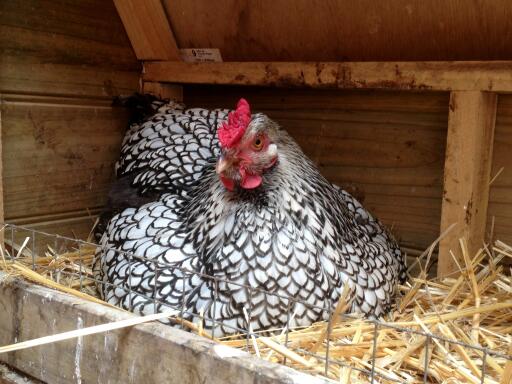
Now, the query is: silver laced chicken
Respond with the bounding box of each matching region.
[94,98,406,337]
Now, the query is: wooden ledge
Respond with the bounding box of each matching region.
[0,273,326,384]
[143,61,512,92]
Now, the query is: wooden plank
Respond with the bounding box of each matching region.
[143,82,183,101]
[0,275,325,384]
[184,85,451,113]
[0,96,4,245]
[488,94,512,246]
[184,85,448,251]
[113,0,180,61]
[145,61,512,92]
[0,1,137,242]
[1,96,126,221]
[163,0,512,62]
[0,24,139,72]
[0,55,139,99]
[0,0,139,98]
[7,213,98,248]
[0,0,133,47]
[438,91,497,277]
[4,213,97,256]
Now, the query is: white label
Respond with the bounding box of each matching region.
[180,48,223,63]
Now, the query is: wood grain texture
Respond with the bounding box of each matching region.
[0,0,139,240]
[184,86,449,250]
[113,0,180,61]
[0,0,133,46]
[143,82,183,101]
[144,61,512,92]
[0,99,3,243]
[488,95,512,246]
[163,0,512,62]
[1,97,126,222]
[438,91,497,277]
[0,24,139,72]
[0,0,140,98]
[0,56,139,98]
[0,276,324,384]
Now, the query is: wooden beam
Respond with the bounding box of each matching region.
[144,61,512,92]
[438,91,497,278]
[113,0,180,61]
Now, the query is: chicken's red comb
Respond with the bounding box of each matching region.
[218,98,251,148]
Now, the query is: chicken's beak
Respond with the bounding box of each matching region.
[216,156,231,174]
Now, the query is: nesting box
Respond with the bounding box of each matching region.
[1,1,511,383]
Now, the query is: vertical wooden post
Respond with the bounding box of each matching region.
[438,91,497,278]
[113,0,183,100]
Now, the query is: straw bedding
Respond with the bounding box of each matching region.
[1,235,511,384]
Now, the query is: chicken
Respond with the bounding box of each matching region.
[94,98,406,336]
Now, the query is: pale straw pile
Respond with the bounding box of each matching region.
[1,236,511,383]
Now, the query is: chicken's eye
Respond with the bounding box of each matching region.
[253,136,264,151]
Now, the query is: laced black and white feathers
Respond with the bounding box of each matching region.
[94,99,406,337]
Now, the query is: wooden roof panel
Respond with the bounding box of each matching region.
[162,0,512,62]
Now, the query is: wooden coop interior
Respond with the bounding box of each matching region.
[1,0,512,280]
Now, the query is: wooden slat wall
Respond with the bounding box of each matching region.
[0,0,139,98]
[1,97,126,219]
[488,95,512,245]
[184,86,449,250]
[0,0,139,240]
